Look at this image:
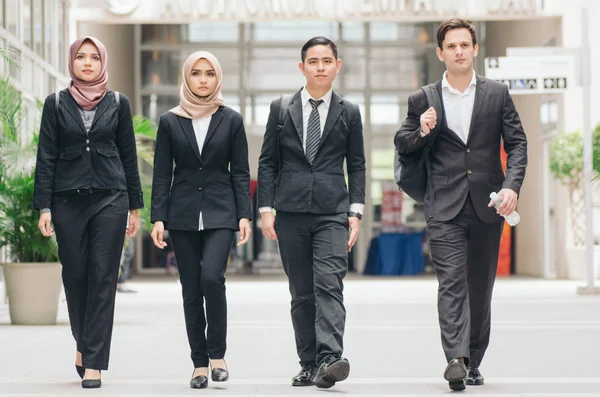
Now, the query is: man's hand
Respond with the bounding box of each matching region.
[237,218,252,246]
[126,211,140,238]
[420,106,437,135]
[488,188,518,216]
[151,221,168,249]
[348,216,361,252]
[38,213,54,236]
[261,212,278,240]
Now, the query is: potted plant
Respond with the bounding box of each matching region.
[0,75,62,325]
[549,125,600,279]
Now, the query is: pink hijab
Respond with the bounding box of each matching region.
[68,37,108,110]
[169,51,224,119]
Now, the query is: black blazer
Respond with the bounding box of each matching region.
[150,107,251,231]
[33,89,143,210]
[395,75,528,223]
[257,90,366,214]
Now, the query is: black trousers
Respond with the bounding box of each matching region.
[169,228,234,368]
[52,190,129,370]
[275,212,349,366]
[427,194,503,368]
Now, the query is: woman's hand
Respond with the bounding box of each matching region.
[38,213,54,236]
[127,210,140,238]
[237,218,251,246]
[151,221,168,249]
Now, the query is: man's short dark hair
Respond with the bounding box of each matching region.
[301,37,338,63]
[436,18,477,49]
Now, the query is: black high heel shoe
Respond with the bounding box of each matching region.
[81,370,101,389]
[211,361,229,382]
[76,365,84,379]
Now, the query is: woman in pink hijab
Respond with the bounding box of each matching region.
[150,51,251,389]
[33,37,143,389]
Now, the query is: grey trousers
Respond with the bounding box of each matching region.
[427,195,503,369]
[275,212,349,366]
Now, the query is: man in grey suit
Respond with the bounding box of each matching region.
[257,37,366,389]
[395,19,527,391]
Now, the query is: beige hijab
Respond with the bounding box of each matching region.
[169,51,224,119]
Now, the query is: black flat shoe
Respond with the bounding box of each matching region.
[291,363,317,386]
[314,356,350,389]
[76,365,84,379]
[444,359,467,392]
[211,367,229,382]
[190,375,208,389]
[466,367,484,386]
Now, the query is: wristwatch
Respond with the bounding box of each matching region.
[348,211,362,220]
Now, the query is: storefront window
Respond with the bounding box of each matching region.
[188,22,238,42]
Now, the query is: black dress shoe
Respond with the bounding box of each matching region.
[75,365,84,379]
[211,367,229,382]
[291,363,317,386]
[190,375,208,389]
[466,367,484,385]
[444,359,467,391]
[314,356,350,389]
[81,370,101,389]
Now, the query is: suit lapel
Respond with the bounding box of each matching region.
[62,92,88,135]
[319,92,343,149]
[89,93,112,131]
[201,107,224,154]
[178,116,202,162]
[288,91,304,145]
[436,78,471,146]
[466,75,486,145]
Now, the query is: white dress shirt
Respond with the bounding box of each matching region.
[441,70,477,144]
[259,86,364,215]
[192,115,212,230]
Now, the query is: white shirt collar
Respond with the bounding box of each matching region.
[442,70,477,94]
[301,85,333,109]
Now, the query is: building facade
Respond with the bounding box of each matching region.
[63,0,600,279]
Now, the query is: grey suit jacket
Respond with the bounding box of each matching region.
[395,76,528,223]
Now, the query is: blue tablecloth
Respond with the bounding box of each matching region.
[364,232,425,275]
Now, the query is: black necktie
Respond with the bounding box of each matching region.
[306,99,323,164]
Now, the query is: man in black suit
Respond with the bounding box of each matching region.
[257,37,366,389]
[395,19,527,391]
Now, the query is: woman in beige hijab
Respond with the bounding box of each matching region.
[150,51,251,389]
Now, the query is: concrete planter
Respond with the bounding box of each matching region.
[565,246,600,280]
[1,262,62,325]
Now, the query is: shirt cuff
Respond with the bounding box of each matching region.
[419,129,427,137]
[349,203,364,215]
[40,208,51,214]
[259,207,273,214]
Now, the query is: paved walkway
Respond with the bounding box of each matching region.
[1,274,599,396]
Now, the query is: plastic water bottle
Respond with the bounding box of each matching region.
[489,192,520,226]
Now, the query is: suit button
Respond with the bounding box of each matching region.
[198,187,202,191]
[199,167,203,171]
[86,139,90,144]
[86,147,90,152]
[467,169,472,175]
[466,148,471,153]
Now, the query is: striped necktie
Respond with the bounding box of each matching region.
[306,98,323,163]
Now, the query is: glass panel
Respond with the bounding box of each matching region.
[23,1,31,47]
[33,0,43,56]
[141,94,179,123]
[141,25,182,45]
[44,0,54,66]
[339,46,365,90]
[370,22,398,42]
[6,0,18,37]
[188,22,238,42]
[58,2,66,72]
[370,94,400,125]
[370,47,421,90]
[251,95,275,126]
[0,0,4,29]
[141,50,182,89]
[342,22,363,42]
[253,21,338,42]
[247,47,303,91]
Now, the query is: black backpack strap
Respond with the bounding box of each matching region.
[421,84,443,201]
[277,94,292,129]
